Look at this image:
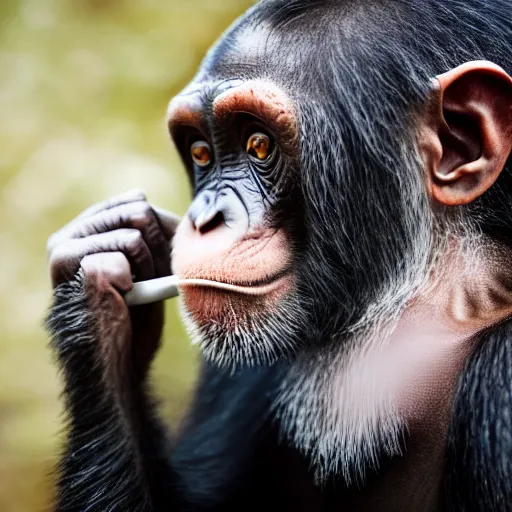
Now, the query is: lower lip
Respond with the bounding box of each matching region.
[179,272,295,328]
[178,272,292,296]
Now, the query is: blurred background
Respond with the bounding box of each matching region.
[0,0,253,510]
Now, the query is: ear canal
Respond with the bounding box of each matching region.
[436,108,482,182]
[429,61,512,206]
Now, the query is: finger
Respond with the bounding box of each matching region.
[89,201,170,278]
[81,252,133,294]
[48,202,171,278]
[50,229,154,287]
[47,190,148,256]
[75,189,147,221]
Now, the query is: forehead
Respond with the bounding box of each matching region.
[181,6,317,99]
[203,21,287,78]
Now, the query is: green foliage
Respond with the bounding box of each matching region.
[0,1,253,510]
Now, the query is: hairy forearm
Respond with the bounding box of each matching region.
[47,273,177,511]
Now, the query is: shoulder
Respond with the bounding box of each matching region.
[444,318,512,510]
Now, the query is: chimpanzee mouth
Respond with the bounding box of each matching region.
[178,268,293,296]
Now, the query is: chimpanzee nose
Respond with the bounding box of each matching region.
[188,190,220,233]
[186,188,249,237]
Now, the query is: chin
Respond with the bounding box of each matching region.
[178,273,305,370]
[172,221,309,369]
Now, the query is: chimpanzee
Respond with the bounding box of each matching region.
[46,1,512,510]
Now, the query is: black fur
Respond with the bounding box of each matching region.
[203,0,512,342]
[47,1,512,510]
[48,272,177,511]
[445,320,512,512]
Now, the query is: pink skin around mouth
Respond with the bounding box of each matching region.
[171,217,293,296]
[172,220,295,327]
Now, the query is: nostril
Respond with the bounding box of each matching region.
[198,211,225,234]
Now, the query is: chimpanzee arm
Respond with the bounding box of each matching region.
[48,271,285,511]
[48,274,177,511]
[46,191,179,511]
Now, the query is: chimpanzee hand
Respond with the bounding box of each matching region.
[47,189,175,382]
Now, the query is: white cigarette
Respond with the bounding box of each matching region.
[124,274,285,306]
[124,275,180,306]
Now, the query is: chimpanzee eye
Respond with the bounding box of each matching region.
[190,141,211,168]
[246,132,272,161]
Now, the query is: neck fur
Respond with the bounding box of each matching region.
[274,235,512,486]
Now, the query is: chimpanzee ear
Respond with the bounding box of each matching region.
[425,61,512,206]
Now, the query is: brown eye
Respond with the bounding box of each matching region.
[246,132,271,161]
[190,140,211,167]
